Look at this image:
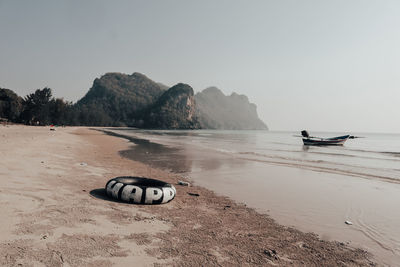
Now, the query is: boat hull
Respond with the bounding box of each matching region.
[302,135,350,146]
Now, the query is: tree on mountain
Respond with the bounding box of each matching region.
[20,88,53,125]
[49,98,76,125]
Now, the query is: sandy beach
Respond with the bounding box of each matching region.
[0,125,375,266]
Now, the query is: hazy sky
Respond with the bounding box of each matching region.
[1,0,399,132]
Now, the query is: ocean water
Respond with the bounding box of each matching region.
[105,128,400,265]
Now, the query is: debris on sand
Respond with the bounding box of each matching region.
[264,249,278,260]
[345,221,353,225]
[178,180,190,186]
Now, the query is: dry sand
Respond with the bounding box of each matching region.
[0,125,376,266]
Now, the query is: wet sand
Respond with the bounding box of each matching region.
[0,125,375,266]
[190,161,400,266]
[104,128,400,266]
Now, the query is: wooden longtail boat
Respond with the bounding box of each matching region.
[301,130,350,146]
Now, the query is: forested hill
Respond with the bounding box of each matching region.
[0,72,268,130]
[76,72,167,126]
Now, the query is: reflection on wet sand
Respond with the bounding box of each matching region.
[101,129,249,175]
[101,129,193,173]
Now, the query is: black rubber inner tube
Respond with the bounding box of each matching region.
[111,176,170,188]
[105,176,176,205]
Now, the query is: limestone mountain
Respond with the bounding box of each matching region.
[195,87,268,130]
[77,72,166,126]
[143,83,200,129]
[76,73,267,129]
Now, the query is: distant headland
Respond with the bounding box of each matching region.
[0,72,268,130]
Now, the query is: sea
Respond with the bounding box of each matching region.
[104,128,400,266]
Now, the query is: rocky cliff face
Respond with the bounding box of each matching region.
[195,87,268,130]
[143,83,200,129]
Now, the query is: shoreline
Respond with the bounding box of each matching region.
[93,127,376,266]
[0,125,375,266]
[101,127,400,266]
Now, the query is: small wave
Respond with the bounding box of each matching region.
[345,147,400,157]
[215,148,237,153]
[382,152,400,157]
[238,148,400,164]
[236,155,400,184]
[307,151,400,163]
[269,141,300,147]
[354,217,397,254]
[238,151,400,171]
